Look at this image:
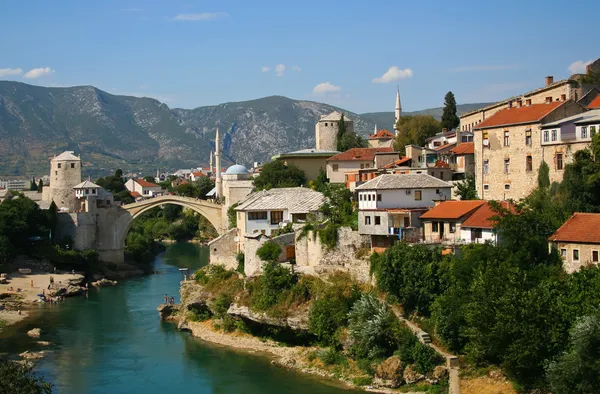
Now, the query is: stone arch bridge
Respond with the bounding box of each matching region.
[95,196,224,263]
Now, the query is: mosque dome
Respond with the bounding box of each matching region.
[225,164,249,175]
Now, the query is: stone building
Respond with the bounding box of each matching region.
[473,100,586,200]
[368,128,395,148]
[420,200,486,244]
[42,151,82,211]
[549,213,600,273]
[326,147,393,184]
[272,148,338,181]
[315,111,353,151]
[221,164,254,208]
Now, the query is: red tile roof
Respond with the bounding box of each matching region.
[327,147,393,162]
[419,200,486,220]
[433,160,450,168]
[461,201,513,229]
[588,95,600,109]
[130,191,142,198]
[451,142,474,155]
[134,178,159,188]
[475,102,564,129]
[192,171,203,177]
[549,213,600,244]
[383,157,412,169]
[369,129,395,140]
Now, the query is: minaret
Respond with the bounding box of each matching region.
[394,86,402,135]
[373,124,378,135]
[209,151,214,175]
[215,125,223,198]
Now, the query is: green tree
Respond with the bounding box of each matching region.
[0,357,52,394]
[115,169,123,178]
[227,202,239,229]
[336,114,367,152]
[37,179,43,193]
[173,182,198,198]
[163,205,182,222]
[30,178,37,191]
[143,176,155,184]
[194,176,215,199]
[441,91,460,130]
[560,133,600,212]
[538,160,550,189]
[546,312,600,393]
[454,174,478,200]
[256,241,282,262]
[393,116,442,155]
[253,161,307,190]
[47,201,58,243]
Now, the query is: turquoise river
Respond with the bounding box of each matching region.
[0,243,359,394]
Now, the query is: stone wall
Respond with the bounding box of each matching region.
[553,241,600,273]
[55,212,97,251]
[208,228,239,271]
[295,226,371,283]
[243,233,296,276]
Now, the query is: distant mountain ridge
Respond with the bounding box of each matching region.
[0,81,490,176]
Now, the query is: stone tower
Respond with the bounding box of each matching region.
[215,126,223,198]
[47,151,82,211]
[315,111,353,151]
[394,86,402,135]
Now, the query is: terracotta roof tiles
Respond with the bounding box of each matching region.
[475,102,564,129]
[461,201,513,229]
[419,200,486,220]
[369,129,395,140]
[451,142,474,155]
[383,157,412,168]
[588,95,600,109]
[327,147,392,162]
[549,213,600,244]
[134,178,160,188]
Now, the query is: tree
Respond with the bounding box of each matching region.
[227,202,239,229]
[30,178,37,191]
[0,357,52,394]
[253,161,307,190]
[115,169,123,178]
[47,201,58,243]
[560,133,600,213]
[441,91,460,131]
[143,176,155,184]
[37,179,43,193]
[546,313,600,393]
[538,161,550,189]
[194,176,215,199]
[454,174,478,200]
[256,241,282,263]
[336,114,367,152]
[393,116,442,154]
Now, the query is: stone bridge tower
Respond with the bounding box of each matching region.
[45,151,82,211]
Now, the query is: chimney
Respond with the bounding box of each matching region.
[508,100,513,108]
[561,94,566,101]
[545,76,554,86]
[517,100,522,108]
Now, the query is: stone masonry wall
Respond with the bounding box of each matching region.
[208,228,239,271]
[553,241,600,273]
[243,233,296,276]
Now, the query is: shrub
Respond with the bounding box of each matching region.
[412,342,443,375]
[256,241,282,262]
[213,293,232,317]
[309,295,350,346]
[318,348,347,366]
[250,261,297,311]
[0,357,52,394]
[220,315,237,333]
[352,376,373,387]
[188,309,211,322]
[236,252,245,275]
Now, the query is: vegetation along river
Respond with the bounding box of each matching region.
[0,243,358,394]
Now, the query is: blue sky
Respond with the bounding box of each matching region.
[1,0,598,113]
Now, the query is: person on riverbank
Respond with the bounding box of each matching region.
[30,279,34,288]
[164,294,168,304]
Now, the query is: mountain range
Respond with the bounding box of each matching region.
[0,81,490,177]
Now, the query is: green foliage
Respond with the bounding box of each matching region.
[546,313,600,393]
[30,178,37,191]
[143,175,155,183]
[538,160,550,189]
[336,113,368,152]
[0,357,53,394]
[96,172,133,203]
[37,179,43,192]
[311,167,329,192]
[213,293,232,317]
[560,133,600,212]
[453,174,478,200]
[188,309,212,322]
[256,241,282,263]
[441,91,459,131]
[393,115,441,155]
[317,348,347,366]
[249,261,297,311]
[348,294,401,360]
[0,196,49,262]
[253,160,307,190]
[272,222,294,237]
[227,202,239,229]
[236,251,245,275]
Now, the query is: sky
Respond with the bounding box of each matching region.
[1,0,599,113]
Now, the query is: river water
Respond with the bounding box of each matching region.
[0,243,358,394]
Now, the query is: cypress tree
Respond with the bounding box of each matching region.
[441,91,460,130]
[37,179,44,193]
[30,178,37,191]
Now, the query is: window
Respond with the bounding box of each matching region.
[92,189,96,194]
[57,163,62,168]
[561,94,566,101]
[367,194,372,201]
[483,184,489,190]
[449,222,456,233]
[556,153,563,170]
[324,123,328,126]
[377,194,382,202]
[525,129,532,145]
[504,158,510,174]
[483,159,489,174]
[332,164,339,172]
[593,250,599,263]
[545,96,552,103]
[365,216,371,225]
[526,99,532,106]
[270,211,283,225]
[505,184,511,190]
[561,249,567,259]
[360,164,365,169]
[435,189,440,194]
[504,130,510,146]
[573,249,580,261]
[591,126,597,136]
[544,130,549,142]
[71,163,75,169]
[374,216,381,225]
[359,194,363,201]
[248,211,267,220]
[432,222,439,232]
[85,189,89,194]
[526,155,533,172]
[440,172,445,180]
[365,163,371,168]
[414,190,422,201]
[551,129,557,141]
[581,126,588,138]
[55,171,57,175]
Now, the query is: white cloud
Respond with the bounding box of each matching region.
[0,68,23,77]
[261,66,270,72]
[23,67,54,79]
[312,82,341,95]
[449,65,519,72]
[275,64,285,77]
[372,66,413,83]
[292,65,302,72]
[568,60,592,74]
[173,12,227,21]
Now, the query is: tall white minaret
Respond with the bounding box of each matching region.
[394,86,402,135]
[215,125,223,198]
[373,124,378,135]
[209,151,214,175]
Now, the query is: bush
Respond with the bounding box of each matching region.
[309,292,354,346]
[213,293,232,317]
[236,252,245,275]
[250,261,297,311]
[412,342,443,375]
[256,241,282,263]
[318,348,347,366]
[0,357,52,394]
[220,315,237,333]
[352,376,373,387]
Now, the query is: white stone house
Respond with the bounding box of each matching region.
[124,178,163,199]
[459,201,512,244]
[355,174,452,251]
[235,187,325,238]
